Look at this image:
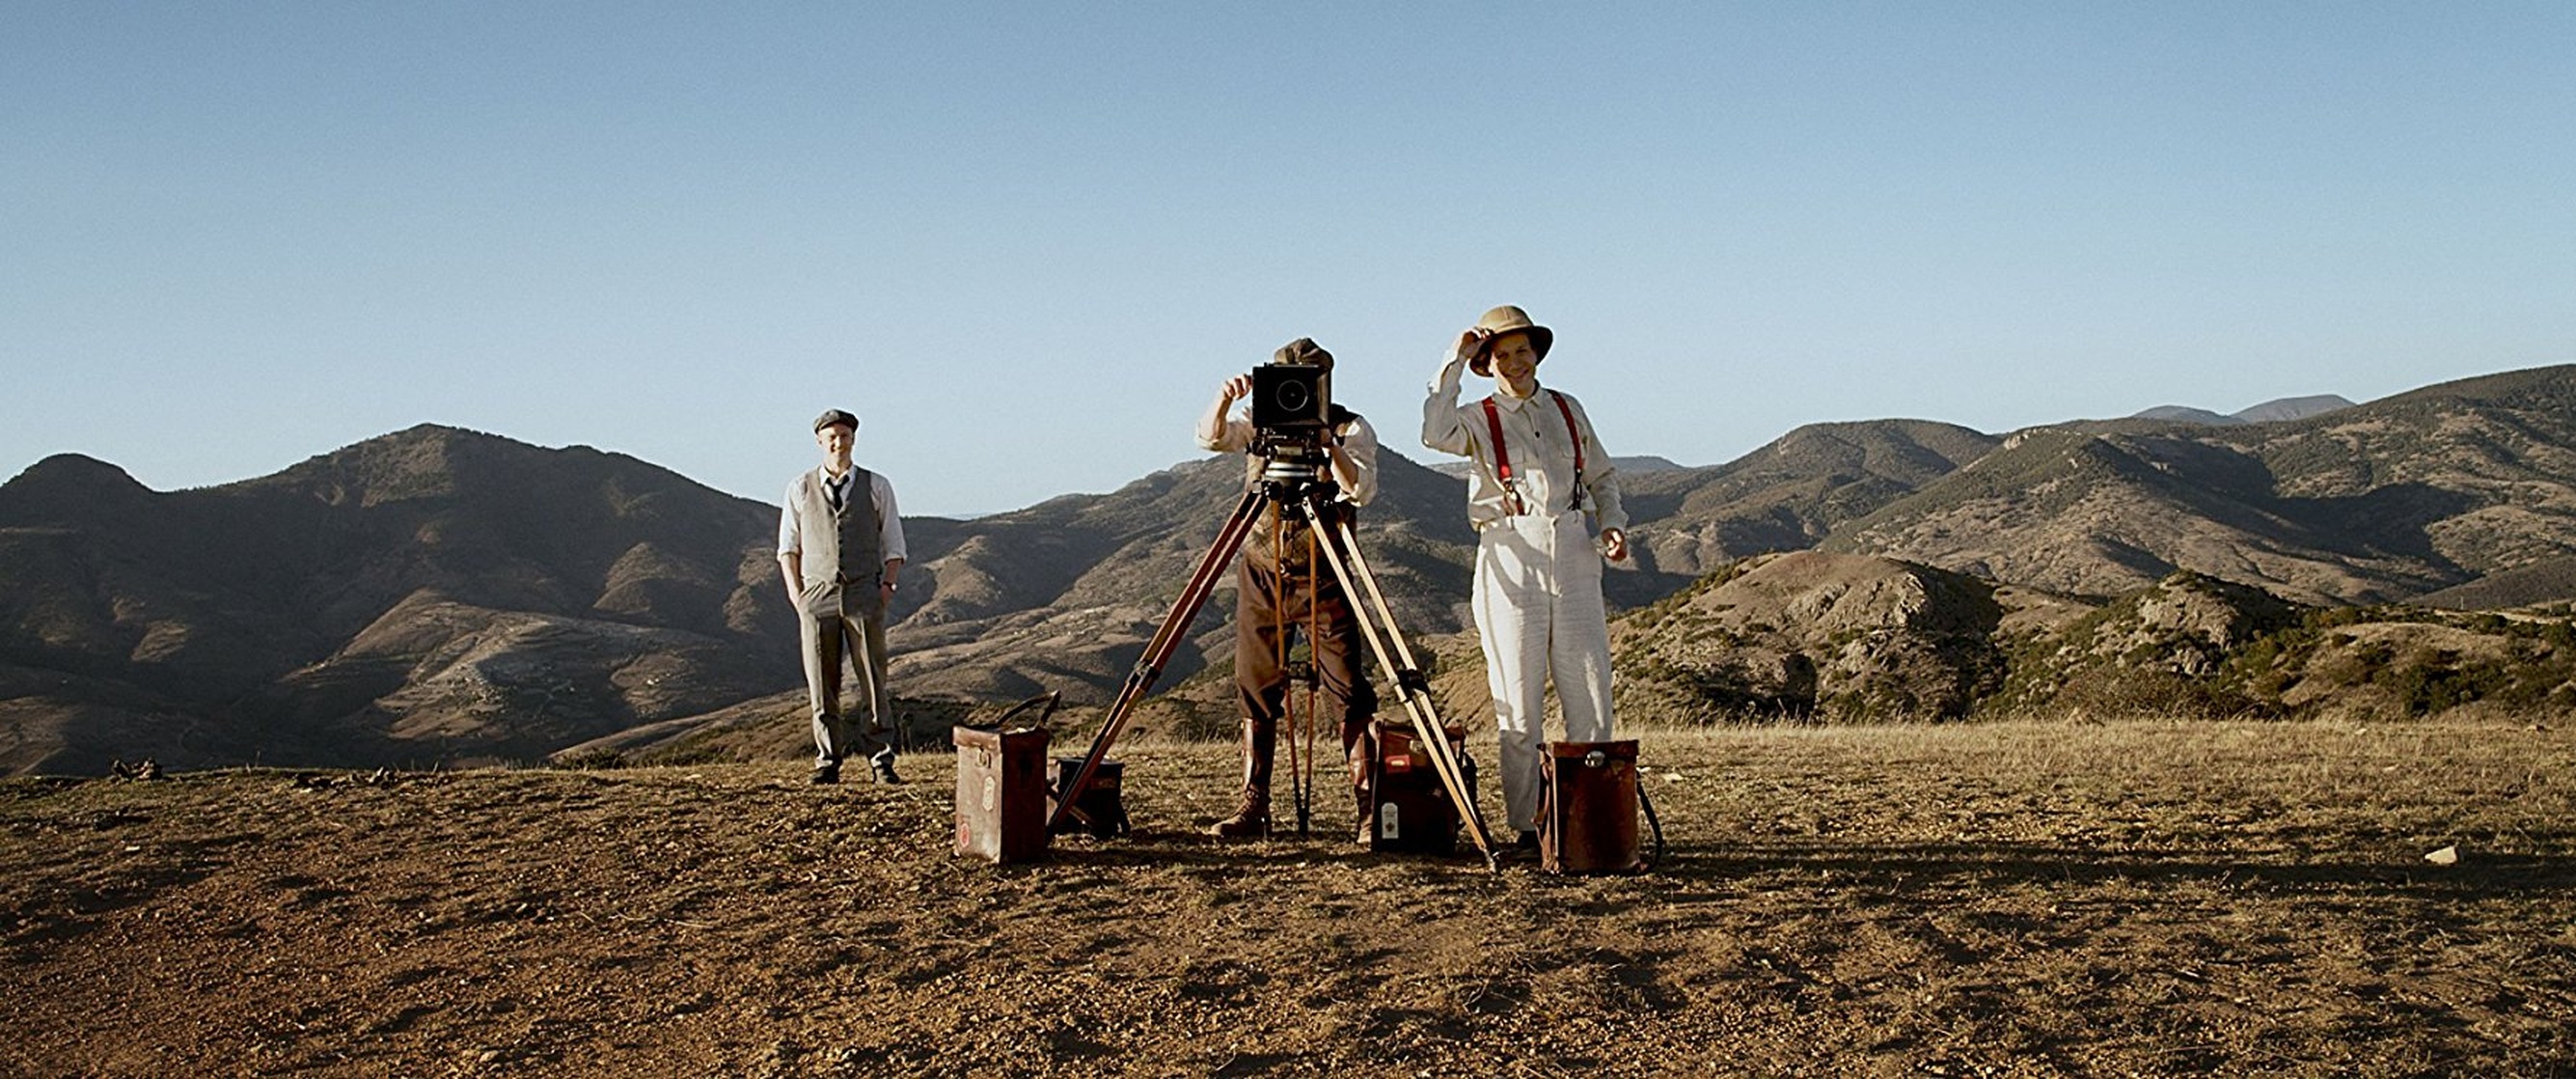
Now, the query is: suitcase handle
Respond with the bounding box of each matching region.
[1638,784,1666,871]
[961,691,1060,733]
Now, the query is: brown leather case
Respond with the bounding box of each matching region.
[952,726,1052,864]
[1538,740,1642,874]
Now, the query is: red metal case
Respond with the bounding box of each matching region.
[1365,720,1473,854]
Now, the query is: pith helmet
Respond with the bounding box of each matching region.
[1468,304,1554,376]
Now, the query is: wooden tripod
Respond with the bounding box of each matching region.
[1045,474,1499,870]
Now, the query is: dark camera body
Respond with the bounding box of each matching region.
[1251,362,1330,441]
[1249,359,1338,487]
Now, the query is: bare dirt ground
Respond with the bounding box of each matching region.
[6,718,2574,1077]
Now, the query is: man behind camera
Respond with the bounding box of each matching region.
[1193,338,1380,839]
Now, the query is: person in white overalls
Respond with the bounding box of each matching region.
[1420,305,1629,852]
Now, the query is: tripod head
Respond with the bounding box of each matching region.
[1254,436,1339,506]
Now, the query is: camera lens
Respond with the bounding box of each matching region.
[1274,381,1311,412]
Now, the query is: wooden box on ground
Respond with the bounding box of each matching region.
[953,726,1052,864]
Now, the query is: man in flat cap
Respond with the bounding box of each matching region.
[779,408,907,785]
[1421,305,1628,852]
[1195,338,1381,838]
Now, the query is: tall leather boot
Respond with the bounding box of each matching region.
[1209,719,1274,838]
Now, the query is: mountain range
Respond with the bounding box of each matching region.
[1827,369,2576,603]
[8,364,2576,774]
[2131,394,2355,426]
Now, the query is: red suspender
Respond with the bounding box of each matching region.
[1480,392,1586,514]
[1481,397,1522,514]
[1550,391,1585,480]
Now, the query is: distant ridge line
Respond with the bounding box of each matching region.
[2133,393,2354,426]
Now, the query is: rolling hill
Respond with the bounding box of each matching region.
[1623,420,1999,578]
[1829,366,2576,604]
[0,426,797,774]
[13,363,2576,773]
[2133,393,2355,426]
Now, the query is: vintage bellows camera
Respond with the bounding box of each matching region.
[1250,359,1331,458]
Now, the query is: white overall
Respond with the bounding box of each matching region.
[1473,511,1615,833]
[1423,358,1629,836]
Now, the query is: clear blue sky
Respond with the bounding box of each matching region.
[7,3,2573,516]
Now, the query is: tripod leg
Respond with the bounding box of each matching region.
[1291,527,1326,835]
[1049,486,1267,834]
[1298,501,1500,868]
[1333,519,1441,704]
[1273,527,1311,836]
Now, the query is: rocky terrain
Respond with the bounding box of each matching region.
[1831,367,2576,604]
[1609,552,2009,723]
[1608,551,2576,729]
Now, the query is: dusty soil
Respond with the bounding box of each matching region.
[6,719,2574,1077]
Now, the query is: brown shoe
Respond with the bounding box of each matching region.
[1207,795,1270,839]
[1212,721,1274,840]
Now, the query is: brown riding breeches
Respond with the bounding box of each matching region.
[1234,548,1376,791]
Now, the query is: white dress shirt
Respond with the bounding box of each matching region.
[1422,359,1625,535]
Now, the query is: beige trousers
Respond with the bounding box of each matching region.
[1472,512,1615,833]
[800,583,894,769]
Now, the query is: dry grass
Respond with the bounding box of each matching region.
[5,717,2572,1076]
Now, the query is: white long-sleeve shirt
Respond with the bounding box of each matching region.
[1421,357,1625,535]
[777,466,907,563]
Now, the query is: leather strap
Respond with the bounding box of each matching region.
[1480,392,1586,514]
[1480,397,1521,514]
[1549,391,1584,480]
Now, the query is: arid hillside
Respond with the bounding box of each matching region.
[15,365,2576,775]
[1607,551,2576,727]
[0,427,1496,776]
[0,426,800,775]
[1623,419,1999,578]
[888,448,1488,703]
[1832,365,2576,604]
